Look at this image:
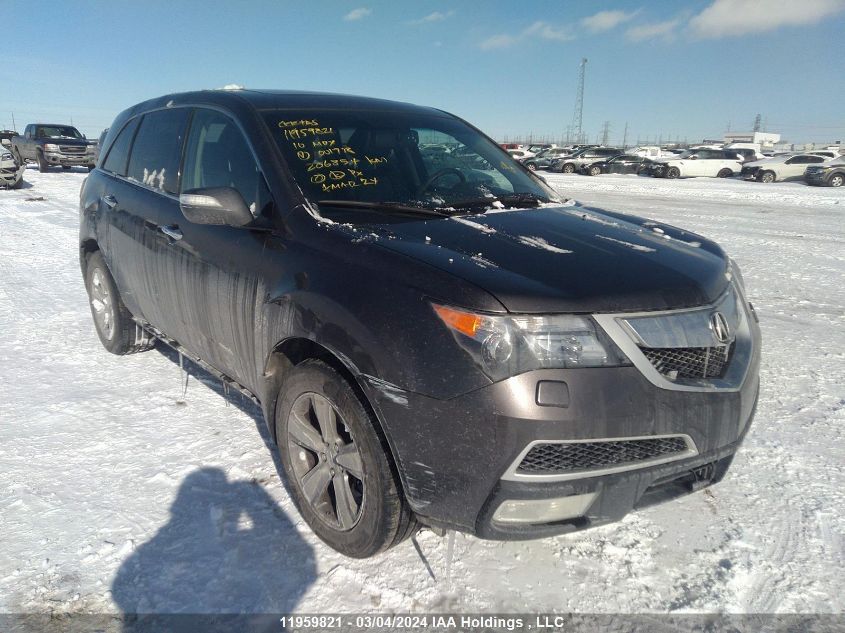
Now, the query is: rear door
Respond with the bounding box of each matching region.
[112,108,192,338]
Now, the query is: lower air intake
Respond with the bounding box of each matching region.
[517,436,691,475]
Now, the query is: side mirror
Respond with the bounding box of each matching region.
[179,187,253,227]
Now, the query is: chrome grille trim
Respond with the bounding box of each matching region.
[593,283,754,393]
[502,434,698,482]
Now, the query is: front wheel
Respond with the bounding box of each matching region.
[829,174,843,187]
[84,251,154,355]
[37,151,49,173]
[276,360,417,558]
[666,166,680,179]
[759,170,775,183]
[562,163,575,174]
[589,165,602,176]
[527,163,537,171]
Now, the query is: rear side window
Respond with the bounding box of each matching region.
[181,109,268,215]
[127,108,190,194]
[102,118,140,176]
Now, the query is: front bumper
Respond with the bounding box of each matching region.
[365,299,761,539]
[44,151,94,166]
[0,165,23,185]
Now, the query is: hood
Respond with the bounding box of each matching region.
[41,137,92,147]
[350,203,729,313]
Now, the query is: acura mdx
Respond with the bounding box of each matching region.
[80,89,761,557]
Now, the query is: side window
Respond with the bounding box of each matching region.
[103,118,140,176]
[806,156,825,163]
[127,108,190,194]
[181,109,268,215]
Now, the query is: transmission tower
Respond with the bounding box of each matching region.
[753,114,762,132]
[571,58,587,144]
[600,120,611,145]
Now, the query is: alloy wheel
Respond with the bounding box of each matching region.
[89,269,115,341]
[287,392,365,531]
[830,174,843,187]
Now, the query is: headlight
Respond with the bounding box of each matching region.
[87,145,97,153]
[0,152,11,161]
[43,143,60,152]
[432,303,631,381]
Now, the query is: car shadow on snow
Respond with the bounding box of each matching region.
[110,348,318,632]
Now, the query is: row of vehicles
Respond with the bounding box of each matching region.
[0,123,101,188]
[514,143,844,186]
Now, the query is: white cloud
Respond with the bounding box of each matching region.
[479,33,518,50]
[343,7,372,21]
[581,9,640,32]
[626,18,680,42]
[479,20,574,50]
[689,0,845,38]
[409,10,455,25]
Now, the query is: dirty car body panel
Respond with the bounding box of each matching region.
[80,89,761,546]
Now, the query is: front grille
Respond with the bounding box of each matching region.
[59,145,86,154]
[517,437,690,474]
[641,345,731,380]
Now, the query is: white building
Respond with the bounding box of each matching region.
[723,132,781,149]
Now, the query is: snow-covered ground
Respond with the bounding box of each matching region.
[1,168,843,617]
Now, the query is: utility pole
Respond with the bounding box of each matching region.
[571,58,587,145]
[11,112,16,131]
[622,122,628,149]
[600,120,611,145]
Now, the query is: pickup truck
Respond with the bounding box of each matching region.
[11,123,96,172]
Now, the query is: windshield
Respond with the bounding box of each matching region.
[262,109,560,212]
[36,126,83,140]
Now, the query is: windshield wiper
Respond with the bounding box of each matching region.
[448,192,552,212]
[316,200,450,218]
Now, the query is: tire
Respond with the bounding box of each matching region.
[829,173,844,187]
[527,163,537,171]
[759,170,775,183]
[666,166,680,179]
[84,251,155,355]
[37,151,49,173]
[717,168,733,178]
[276,360,417,558]
[589,165,602,176]
[562,163,575,174]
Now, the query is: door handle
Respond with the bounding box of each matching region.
[160,224,183,241]
[102,195,117,209]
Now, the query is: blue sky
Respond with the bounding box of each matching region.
[4,0,844,144]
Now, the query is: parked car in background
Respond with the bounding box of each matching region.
[523,147,570,171]
[11,123,97,172]
[741,153,828,183]
[652,149,742,179]
[93,128,109,163]
[550,146,622,173]
[732,148,766,162]
[1,145,25,188]
[0,130,19,148]
[508,149,530,160]
[804,156,845,187]
[627,146,670,160]
[81,89,760,557]
[579,154,654,176]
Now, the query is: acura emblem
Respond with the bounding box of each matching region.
[709,312,731,344]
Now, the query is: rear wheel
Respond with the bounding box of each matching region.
[717,168,733,178]
[666,166,680,179]
[759,170,775,183]
[276,360,417,558]
[562,163,575,174]
[37,151,49,173]
[84,251,154,355]
[829,173,843,187]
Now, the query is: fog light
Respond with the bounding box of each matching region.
[492,492,597,525]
